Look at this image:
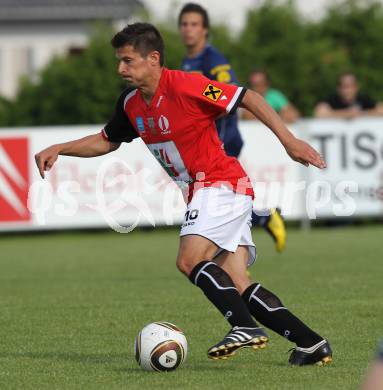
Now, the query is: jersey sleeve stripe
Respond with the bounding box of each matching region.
[101,129,109,140]
[226,87,247,114]
[123,88,138,109]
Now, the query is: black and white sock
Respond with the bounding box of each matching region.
[242,283,323,348]
[189,261,258,329]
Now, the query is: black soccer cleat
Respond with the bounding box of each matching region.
[208,326,268,360]
[288,339,333,366]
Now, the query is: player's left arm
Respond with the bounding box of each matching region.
[240,89,326,169]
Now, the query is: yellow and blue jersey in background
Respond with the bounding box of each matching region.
[181,44,244,158]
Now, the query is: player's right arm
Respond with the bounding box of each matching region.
[35,88,138,179]
[35,134,120,179]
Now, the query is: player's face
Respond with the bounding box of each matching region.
[249,73,269,96]
[337,75,359,102]
[116,45,159,87]
[179,12,208,47]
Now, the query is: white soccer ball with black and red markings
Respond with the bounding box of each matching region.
[134,321,187,372]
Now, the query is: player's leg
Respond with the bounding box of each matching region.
[176,234,257,331]
[220,126,287,253]
[178,186,269,359]
[202,245,268,359]
[214,245,252,294]
[241,282,332,366]
[215,245,332,365]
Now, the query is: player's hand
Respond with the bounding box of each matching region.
[284,137,326,169]
[34,145,60,179]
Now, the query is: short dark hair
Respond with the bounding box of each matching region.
[111,23,165,66]
[250,69,271,83]
[178,2,210,29]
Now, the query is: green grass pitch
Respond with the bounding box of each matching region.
[0,225,382,389]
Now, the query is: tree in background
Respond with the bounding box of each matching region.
[213,0,383,115]
[1,0,383,125]
[1,25,125,127]
[0,25,186,127]
[0,96,11,126]
[225,1,352,115]
[316,0,383,101]
[158,26,184,71]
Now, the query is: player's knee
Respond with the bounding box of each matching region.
[176,255,197,276]
[176,241,216,276]
[235,279,252,295]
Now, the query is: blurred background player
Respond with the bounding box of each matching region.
[241,69,301,123]
[314,72,383,119]
[178,3,286,253]
[361,340,383,390]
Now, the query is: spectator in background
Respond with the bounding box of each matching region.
[314,72,383,119]
[361,340,383,390]
[241,69,300,123]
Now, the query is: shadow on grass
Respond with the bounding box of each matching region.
[0,351,130,365]
[0,352,293,374]
[113,362,234,374]
[0,351,235,374]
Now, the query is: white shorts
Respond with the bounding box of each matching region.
[179,185,256,267]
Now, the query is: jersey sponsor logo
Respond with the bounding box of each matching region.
[136,117,145,132]
[146,141,192,186]
[158,115,170,134]
[0,137,31,223]
[153,148,179,178]
[147,117,157,134]
[203,84,223,102]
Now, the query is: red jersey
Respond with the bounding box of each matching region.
[102,68,254,202]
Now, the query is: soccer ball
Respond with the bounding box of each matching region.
[134,322,187,372]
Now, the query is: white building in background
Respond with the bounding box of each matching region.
[0,0,143,99]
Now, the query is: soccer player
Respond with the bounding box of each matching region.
[178,3,286,252]
[35,23,332,365]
